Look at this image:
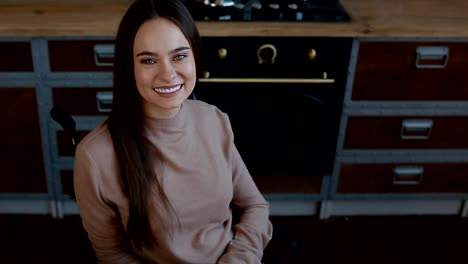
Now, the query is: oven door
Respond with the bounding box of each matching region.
[192,79,343,178]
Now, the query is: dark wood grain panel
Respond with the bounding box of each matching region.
[0,42,33,72]
[344,116,468,149]
[338,163,468,194]
[53,88,113,115]
[352,42,468,101]
[48,40,114,72]
[0,88,46,193]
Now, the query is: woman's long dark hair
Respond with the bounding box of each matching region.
[107,0,201,251]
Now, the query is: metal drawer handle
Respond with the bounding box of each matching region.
[96,91,113,112]
[415,46,449,69]
[393,166,424,185]
[401,119,433,140]
[93,44,115,67]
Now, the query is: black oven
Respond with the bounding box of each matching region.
[193,37,351,178]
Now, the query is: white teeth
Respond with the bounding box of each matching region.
[153,84,182,94]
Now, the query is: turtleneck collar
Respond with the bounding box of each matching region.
[143,101,187,130]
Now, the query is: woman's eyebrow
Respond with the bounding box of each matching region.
[136,46,191,57]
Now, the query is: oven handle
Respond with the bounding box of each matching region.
[198,77,335,84]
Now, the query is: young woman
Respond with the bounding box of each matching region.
[73,0,272,263]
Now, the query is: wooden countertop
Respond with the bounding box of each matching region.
[1,0,468,38]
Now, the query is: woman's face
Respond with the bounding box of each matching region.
[133,18,196,119]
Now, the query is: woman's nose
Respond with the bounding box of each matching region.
[158,61,176,81]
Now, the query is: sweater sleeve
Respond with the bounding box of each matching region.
[218,115,273,264]
[74,144,141,264]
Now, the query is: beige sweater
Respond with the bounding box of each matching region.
[74,99,272,264]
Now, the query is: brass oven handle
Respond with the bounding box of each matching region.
[199,71,334,84]
[257,44,277,64]
[198,78,334,83]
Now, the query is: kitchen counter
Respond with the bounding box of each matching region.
[0,0,468,38]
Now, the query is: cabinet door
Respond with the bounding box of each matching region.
[352,42,468,101]
[0,88,46,193]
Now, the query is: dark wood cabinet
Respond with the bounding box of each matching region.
[336,40,468,202]
[352,42,468,101]
[48,40,115,72]
[52,88,113,115]
[0,88,46,193]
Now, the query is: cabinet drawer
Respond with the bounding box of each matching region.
[0,42,33,72]
[53,88,113,115]
[352,42,468,101]
[338,163,468,194]
[48,40,115,72]
[344,116,468,149]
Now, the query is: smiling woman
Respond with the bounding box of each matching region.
[72,0,272,263]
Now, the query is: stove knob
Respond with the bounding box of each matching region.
[218,48,227,60]
[257,44,277,64]
[308,48,317,60]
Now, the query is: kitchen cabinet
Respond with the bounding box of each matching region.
[3,37,468,218]
[0,39,54,215]
[326,39,468,218]
[0,88,46,193]
[0,41,47,195]
[45,39,114,216]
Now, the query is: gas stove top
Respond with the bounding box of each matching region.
[183,0,351,22]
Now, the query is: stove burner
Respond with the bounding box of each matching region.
[183,0,351,22]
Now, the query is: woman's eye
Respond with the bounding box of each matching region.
[173,54,187,61]
[141,58,155,64]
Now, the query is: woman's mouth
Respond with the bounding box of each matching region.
[152,84,183,94]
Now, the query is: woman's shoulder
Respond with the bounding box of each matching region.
[185,99,227,120]
[185,99,232,136]
[75,120,113,157]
